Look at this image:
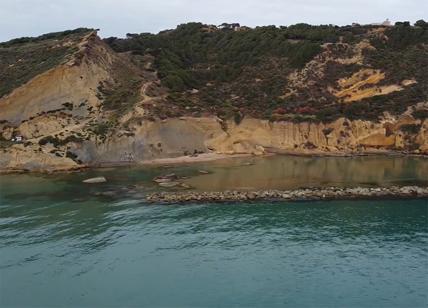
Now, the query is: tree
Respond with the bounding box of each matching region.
[415,20,427,28]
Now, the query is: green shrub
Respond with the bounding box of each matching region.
[38,135,83,147]
[413,109,428,120]
[400,124,421,134]
[233,111,244,125]
[90,122,113,136]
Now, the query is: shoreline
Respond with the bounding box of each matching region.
[138,153,254,165]
[1,151,427,174]
[264,147,428,158]
[146,186,428,203]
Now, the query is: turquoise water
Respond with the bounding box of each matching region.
[1,156,428,307]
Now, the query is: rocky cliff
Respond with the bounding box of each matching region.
[0,24,427,172]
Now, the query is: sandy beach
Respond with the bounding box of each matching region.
[139,153,254,165]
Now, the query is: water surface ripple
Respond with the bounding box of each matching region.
[0,156,427,307]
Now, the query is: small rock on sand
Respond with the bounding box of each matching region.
[198,170,210,174]
[83,176,107,184]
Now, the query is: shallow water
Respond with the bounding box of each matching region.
[184,155,428,190]
[1,156,427,307]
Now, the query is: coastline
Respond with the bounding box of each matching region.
[146,186,428,204]
[1,151,428,174]
[264,147,428,158]
[138,153,254,165]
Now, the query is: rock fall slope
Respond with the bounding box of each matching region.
[0,22,427,172]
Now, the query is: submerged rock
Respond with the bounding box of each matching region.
[154,178,172,183]
[153,173,178,183]
[94,190,116,197]
[158,181,181,188]
[242,162,255,166]
[82,176,107,184]
[180,183,193,189]
[158,181,194,189]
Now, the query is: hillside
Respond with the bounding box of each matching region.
[105,21,428,122]
[0,21,427,172]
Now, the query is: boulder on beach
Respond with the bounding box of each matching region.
[82,176,107,184]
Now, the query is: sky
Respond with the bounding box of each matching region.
[1,0,427,42]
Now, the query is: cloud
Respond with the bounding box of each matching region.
[0,0,427,41]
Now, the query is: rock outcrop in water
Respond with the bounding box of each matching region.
[82,176,107,184]
[146,186,428,203]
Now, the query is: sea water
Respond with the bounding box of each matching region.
[1,156,427,307]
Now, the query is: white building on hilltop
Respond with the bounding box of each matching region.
[368,19,393,26]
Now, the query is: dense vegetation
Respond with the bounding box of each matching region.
[103,21,428,122]
[356,21,428,120]
[1,22,427,124]
[106,22,335,121]
[106,22,346,85]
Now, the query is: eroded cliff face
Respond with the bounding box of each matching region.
[0,31,143,172]
[111,115,428,158]
[2,115,427,172]
[0,32,113,125]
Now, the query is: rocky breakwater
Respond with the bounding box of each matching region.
[146,186,428,203]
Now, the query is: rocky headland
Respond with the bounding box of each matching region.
[1,23,427,172]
